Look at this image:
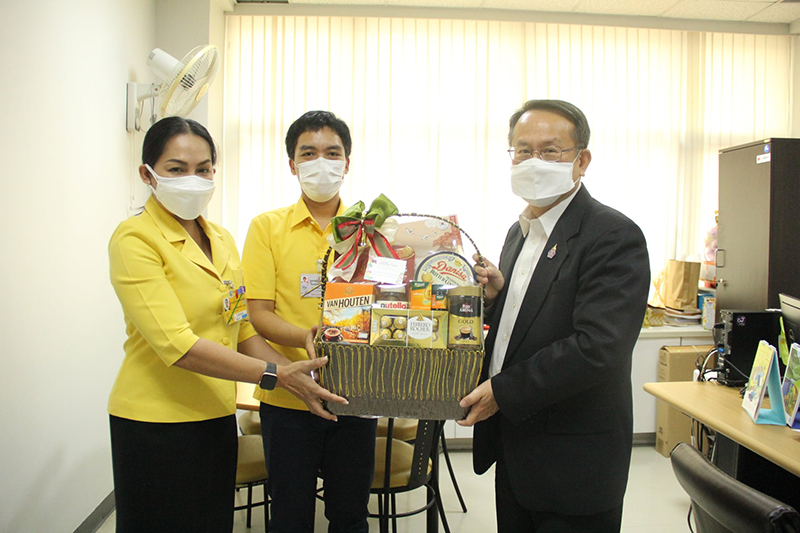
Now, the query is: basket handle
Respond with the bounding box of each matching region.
[319,213,486,307]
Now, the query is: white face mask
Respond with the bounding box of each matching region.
[510,155,580,208]
[146,164,215,220]
[295,158,346,202]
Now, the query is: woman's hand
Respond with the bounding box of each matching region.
[304,326,318,360]
[473,253,504,302]
[277,357,347,421]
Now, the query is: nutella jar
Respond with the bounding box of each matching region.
[447,285,482,349]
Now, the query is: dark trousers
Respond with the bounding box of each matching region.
[260,403,378,533]
[495,448,624,533]
[109,414,238,533]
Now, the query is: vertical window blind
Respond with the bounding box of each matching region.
[223,15,792,275]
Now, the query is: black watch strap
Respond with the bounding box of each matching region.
[259,362,278,391]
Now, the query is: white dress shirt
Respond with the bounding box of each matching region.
[488,184,582,377]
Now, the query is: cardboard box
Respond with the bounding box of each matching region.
[655,345,715,457]
[370,308,448,349]
[321,283,374,344]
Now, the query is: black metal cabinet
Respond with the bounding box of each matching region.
[716,138,800,314]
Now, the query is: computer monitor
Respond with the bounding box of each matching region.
[779,293,800,347]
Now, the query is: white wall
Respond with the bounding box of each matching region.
[0,1,231,530]
[0,1,155,531]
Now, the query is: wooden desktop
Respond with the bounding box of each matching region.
[644,380,800,510]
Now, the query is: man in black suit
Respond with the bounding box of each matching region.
[459,99,650,532]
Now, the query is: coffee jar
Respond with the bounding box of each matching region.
[447,285,482,349]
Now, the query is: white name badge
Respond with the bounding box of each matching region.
[300,273,322,298]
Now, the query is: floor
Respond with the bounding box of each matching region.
[96,445,692,532]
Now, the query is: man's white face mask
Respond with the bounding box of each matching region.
[510,152,581,208]
[295,158,346,202]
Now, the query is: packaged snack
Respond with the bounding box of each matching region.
[370,308,448,349]
[431,284,454,310]
[409,281,432,310]
[321,283,374,344]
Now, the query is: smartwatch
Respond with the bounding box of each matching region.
[259,362,278,391]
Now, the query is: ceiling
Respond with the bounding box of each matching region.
[237,0,800,25]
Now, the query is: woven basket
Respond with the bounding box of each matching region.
[316,342,483,419]
[315,213,485,420]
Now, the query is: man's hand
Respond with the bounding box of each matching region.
[473,253,504,302]
[277,357,347,421]
[457,379,499,427]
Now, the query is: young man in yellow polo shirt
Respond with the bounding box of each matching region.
[242,111,376,533]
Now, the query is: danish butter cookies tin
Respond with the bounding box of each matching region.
[415,252,476,287]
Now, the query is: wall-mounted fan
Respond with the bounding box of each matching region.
[126,45,220,132]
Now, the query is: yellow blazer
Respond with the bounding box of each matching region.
[108,197,258,422]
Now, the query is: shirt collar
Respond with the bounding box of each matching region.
[518,182,582,238]
[289,196,346,229]
[145,195,192,242]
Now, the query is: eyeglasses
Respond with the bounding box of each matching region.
[508,146,579,163]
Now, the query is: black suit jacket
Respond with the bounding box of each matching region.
[473,185,650,515]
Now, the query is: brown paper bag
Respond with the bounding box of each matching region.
[663,260,700,310]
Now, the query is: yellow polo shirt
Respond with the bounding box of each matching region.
[241,197,345,410]
[108,196,259,422]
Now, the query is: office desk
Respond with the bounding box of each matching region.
[236,382,258,411]
[644,381,800,476]
[644,381,800,509]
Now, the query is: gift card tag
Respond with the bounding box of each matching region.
[364,256,407,285]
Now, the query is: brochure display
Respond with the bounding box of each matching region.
[742,340,786,425]
[782,343,800,431]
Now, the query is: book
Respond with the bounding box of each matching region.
[781,342,800,431]
[742,340,786,426]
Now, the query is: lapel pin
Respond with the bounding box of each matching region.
[547,244,557,259]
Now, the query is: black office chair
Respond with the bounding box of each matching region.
[376,417,468,513]
[371,419,451,533]
[670,442,800,533]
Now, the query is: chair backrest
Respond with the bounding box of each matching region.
[670,443,800,533]
[405,420,442,490]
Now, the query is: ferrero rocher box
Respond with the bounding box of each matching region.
[370,308,448,349]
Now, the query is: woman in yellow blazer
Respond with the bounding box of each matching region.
[108,117,345,532]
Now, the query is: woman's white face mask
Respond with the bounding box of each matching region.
[510,153,580,208]
[146,164,215,220]
[295,158,346,202]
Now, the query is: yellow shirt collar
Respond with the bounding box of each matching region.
[288,197,347,230]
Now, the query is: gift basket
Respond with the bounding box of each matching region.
[314,195,485,420]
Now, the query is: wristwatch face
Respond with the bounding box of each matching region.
[259,363,278,390]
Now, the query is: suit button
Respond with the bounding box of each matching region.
[220,284,228,292]
[222,337,230,345]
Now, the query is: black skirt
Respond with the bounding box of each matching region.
[109,414,237,533]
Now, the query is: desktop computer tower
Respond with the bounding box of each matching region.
[718,309,781,385]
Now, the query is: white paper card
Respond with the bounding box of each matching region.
[364,256,407,284]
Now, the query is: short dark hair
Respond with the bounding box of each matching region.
[142,117,217,167]
[508,99,590,150]
[285,110,352,159]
